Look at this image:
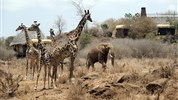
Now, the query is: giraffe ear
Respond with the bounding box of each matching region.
[37,23,40,26]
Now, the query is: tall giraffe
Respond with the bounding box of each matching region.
[29,10,92,89]
[16,23,40,79]
[28,21,51,90]
[50,10,92,86]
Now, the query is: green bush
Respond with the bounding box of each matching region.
[128,17,157,39]
[79,33,94,49]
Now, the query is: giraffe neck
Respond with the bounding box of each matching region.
[50,33,56,47]
[24,28,30,47]
[70,15,87,41]
[36,29,42,49]
[76,16,87,33]
[36,29,48,61]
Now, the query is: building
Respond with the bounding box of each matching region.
[115,25,129,38]
[10,31,45,58]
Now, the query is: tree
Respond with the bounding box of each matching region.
[70,0,90,33]
[101,24,108,35]
[164,10,178,30]
[118,13,156,39]
[70,0,84,17]
[129,17,157,39]
[5,36,14,48]
[54,16,66,36]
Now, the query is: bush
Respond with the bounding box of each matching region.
[110,38,178,58]
[79,33,94,50]
[5,36,14,48]
[128,17,157,39]
[0,46,15,60]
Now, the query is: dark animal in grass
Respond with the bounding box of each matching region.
[86,43,115,71]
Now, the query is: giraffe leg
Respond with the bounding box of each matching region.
[34,63,42,90]
[43,64,47,90]
[51,65,57,88]
[50,66,54,87]
[54,65,58,88]
[31,59,35,80]
[25,56,29,80]
[69,57,75,82]
[58,62,63,77]
[47,64,51,89]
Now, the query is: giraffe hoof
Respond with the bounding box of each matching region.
[54,86,57,89]
[34,87,37,90]
[70,78,75,83]
[42,87,46,90]
[24,76,27,80]
[34,85,37,90]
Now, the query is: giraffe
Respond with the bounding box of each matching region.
[49,28,56,47]
[49,28,64,77]
[28,21,52,90]
[50,9,92,86]
[29,10,92,89]
[16,23,40,80]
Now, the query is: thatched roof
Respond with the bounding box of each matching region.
[157,24,175,28]
[10,30,45,46]
[116,25,129,29]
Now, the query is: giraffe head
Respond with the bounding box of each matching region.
[49,28,55,36]
[84,10,92,22]
[16,23,26,31]
[28,21,40,31]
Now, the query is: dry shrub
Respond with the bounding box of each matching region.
[58,74,68,84]
[110,38,178,58]
[75,67,87,78]
[160,65,174,78]
[78,38,178,59]
[0,46,15,60]
[129,17,157,39]
[0,69,23,97]
[66,81,86,100]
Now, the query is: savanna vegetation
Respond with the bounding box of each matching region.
[1,7,178,100]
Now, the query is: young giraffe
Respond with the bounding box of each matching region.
[16,23,40,79]
[49,28,56,46]
[49,28,64,77]
[28,21,52,90]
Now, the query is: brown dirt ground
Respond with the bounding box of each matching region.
[0,57,178,100]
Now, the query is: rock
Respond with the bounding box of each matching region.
[146,78,168,94]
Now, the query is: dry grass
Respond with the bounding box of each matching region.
[0,46,15,60]
[66,81,86,100]
[0,57,178,100]
[78,38,178,60]
[1,38,178,100]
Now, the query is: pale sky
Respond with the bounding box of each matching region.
[0,0,178,38]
